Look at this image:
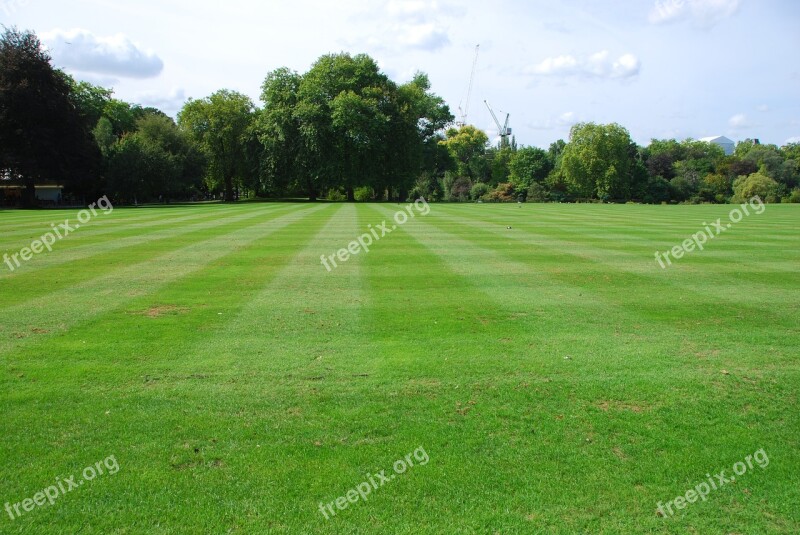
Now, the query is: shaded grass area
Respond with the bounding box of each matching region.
[1,203,798,534]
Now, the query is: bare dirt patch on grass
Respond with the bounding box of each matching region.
[131,305,190,318]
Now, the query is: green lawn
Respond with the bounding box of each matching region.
[1,202,798,534]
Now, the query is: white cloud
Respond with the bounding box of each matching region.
[526,111,582,131]
[649,0,687,24]
[396,22,450,50]
[649,0,741,28]
[527,51,640,80]
[785,136,800,144]
[385,0,462,22]
[385,0,429,20]
[136,88,187,115]
[347,1,460,52]
[530,55,579,76]
[42,28,163,79]
[69,72,120,88]
[756,104,769,112]
[729,113,750,128]
[557,111,576,125]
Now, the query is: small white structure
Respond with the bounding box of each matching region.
[700,136,735,156]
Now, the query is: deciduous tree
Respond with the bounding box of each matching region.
[561,123,638,200]
[179,90,254,201]
[0,28,100,206]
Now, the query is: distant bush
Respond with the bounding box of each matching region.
[732,172,782,203]
[410,173,442,202]
[326,189,346,201]
[641,176,671,204]
[470,182,490,201]
[354,186,373,202]
[450,177,472,202]
[441,172,456,202]
[784,188,800,203]
[526,182,549,203]
[485,183,517,202]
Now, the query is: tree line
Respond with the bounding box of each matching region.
[2,28,798,207]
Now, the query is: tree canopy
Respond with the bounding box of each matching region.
[0,28,100,206]
[2,29,799,207]
[178,90,255,202]
[256,54,453,201]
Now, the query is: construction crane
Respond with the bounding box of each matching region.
[484,100,512,143]
[456,45,480,127]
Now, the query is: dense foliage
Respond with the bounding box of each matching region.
[2,29,799,206]
[0,28,100,206]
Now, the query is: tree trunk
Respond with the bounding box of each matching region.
[224,176,235,202]
[22,177,37,208]
[346,186,355,202]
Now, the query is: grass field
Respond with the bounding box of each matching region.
[1,202,798,534]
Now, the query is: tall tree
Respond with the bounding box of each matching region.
[508,146,551,190]
[178,90,254,201]
[295,53,394,201]
[390,72,453,199]
[257,58,452,201]
[440,125,489,182]
[106,133,179,203]
[103,99,145,138]
[561,123,639,201]
[487,145,514,185]
[258,67,303,197]
[67,77,112,130]
[0,28,100,206]
[136,114,205,199]
[93,117,115,156]
[102,114,205,204]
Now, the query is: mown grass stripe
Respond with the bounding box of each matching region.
[429,205,800,335]
[0,208,247,251]
[0,204,261,274]
[0,204,301,309]
[0,204,328,357]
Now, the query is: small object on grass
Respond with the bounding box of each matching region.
[564,355,572,360]
[721,369,730,375]
[507,226,512,230]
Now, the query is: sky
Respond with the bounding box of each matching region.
[2,0,799,148]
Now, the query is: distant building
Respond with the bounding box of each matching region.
[0,182,64,206]
[700,136,735,156]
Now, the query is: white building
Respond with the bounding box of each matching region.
[700,136,735,156]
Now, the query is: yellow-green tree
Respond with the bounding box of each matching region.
[561,122,639,201]
[440,125,489,181]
